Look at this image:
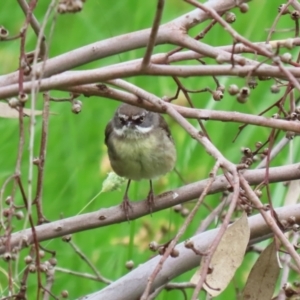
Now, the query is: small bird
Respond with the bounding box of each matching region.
[105,103,176,219]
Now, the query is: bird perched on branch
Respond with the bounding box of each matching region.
[105,103,176,219]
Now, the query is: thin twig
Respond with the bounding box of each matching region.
[240,176,300,272]
[191,168,240,299]
[141,162,220,300]
[68,240,112,284]
[141,0,165,68]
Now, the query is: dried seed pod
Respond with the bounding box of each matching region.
[181,208,189,217]
[225,12,236,23]
[236,93,248,103]
[278,4,290,15]
[184,239,194,249]
[15,211,24,220]
[212,90,223,101]
[284,38,294,49]
[291,10,300,20]
[24,255,33,264]
[61,290,69,298]
[248,78,257,89]
[5,196,12,205]
[0,26,9,38]
[8,98,19,108]
[149,241,159,251]
[125,260,134,270]
[49,258,57,266]
[18,93,28,103]
[71,103,82,114]
[217,84,225,93]
[255,141,263,148]
[170,248,179,258]
[239,3,249,13]
[240,87,250,97]
[173,204,182,213]
[270,84,280,93]
[62,235,72,242]
[228,84,239,96]
[281,52,292,63]
[255,189,262,198]
[216,54,226,64]
[285,131,295,140]
[3,252,12,261]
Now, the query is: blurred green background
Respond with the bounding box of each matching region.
[0,0,299,299]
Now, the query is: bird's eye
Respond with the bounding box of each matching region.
[119,117,127,125]
[135,116,144,124]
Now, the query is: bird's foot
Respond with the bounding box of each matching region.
[147,190,155,215]
[121,196,133,221]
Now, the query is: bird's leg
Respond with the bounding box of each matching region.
[121,179,133,221]
[147,180,154,214]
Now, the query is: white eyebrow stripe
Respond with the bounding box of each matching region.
[118,114,129,120]
[132,112,146,120]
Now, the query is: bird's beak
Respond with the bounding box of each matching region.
[126,121,135,129]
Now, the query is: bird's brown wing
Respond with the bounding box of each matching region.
[158,114,173,141]
[104,120,113,145]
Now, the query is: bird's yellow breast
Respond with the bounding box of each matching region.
[108,129,176,181]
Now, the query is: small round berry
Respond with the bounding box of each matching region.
[125,260,134,270]
[212,90,223,101]
[173,204,182,213]
[291,10,300,20]
[228,84,239,96]
[278,4,290,15]
[170,248,179,258]
[248,78,257,89]
[181,208,189,217]
[272,113,280,119]
[255,141,262,148]
[28,264,37,273]
[239,3,249,13]
[3,252,12,261]
[281,52,292,63]
[236,93,248,104]
[216,54,226,64]
[284,38,294,49]
[0,26,9,38]
[2,208,11,218]
[49,257,57,266]
[149,241,159,251]
[286,131,295,140]
[15,211,24,220]
[292,224,300,232]
[71,103,82,114]
[158,247,165,255]
[61,290,69,298]
[24,255,33,264]
[184,239,194,249]
[18,93,28,103]
[255,190,262,198]
[217,84,225,93]
[33,157,41,166]
[240,87,250,96]
[8,98,19,108]
[225,12,236,23]
[270,84,280,93]
[5,196,12,205]
[62,235,72,242]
